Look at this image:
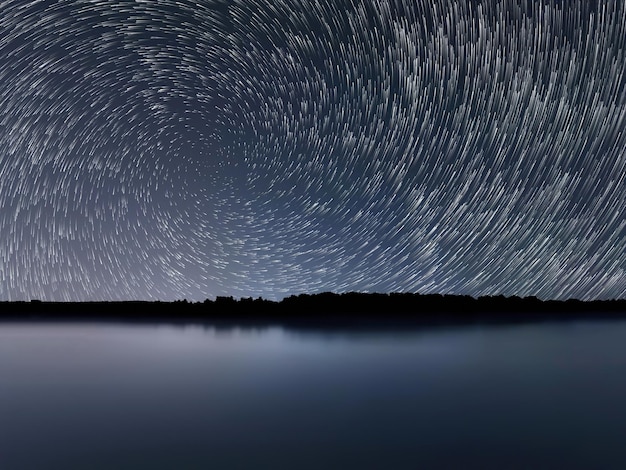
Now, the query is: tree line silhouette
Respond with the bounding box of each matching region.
[2,293,626,327]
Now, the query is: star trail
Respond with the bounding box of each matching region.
[1,0,626,301]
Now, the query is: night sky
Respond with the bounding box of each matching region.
[1,0,626,301]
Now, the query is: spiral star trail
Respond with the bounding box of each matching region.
[1,0,626,301]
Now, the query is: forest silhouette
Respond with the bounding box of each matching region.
[2,293,626,328]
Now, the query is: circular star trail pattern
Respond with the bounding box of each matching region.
[1,0,626,301]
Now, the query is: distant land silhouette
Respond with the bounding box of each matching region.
[3,293,626,328]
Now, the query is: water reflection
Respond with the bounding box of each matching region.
[2,320,626,469]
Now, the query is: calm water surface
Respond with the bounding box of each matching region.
[2,320,626,469]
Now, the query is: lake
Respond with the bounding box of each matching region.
[2,319,626,469]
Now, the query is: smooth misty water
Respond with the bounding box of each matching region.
[2,320,626,469]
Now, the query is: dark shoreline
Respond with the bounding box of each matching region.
[2,292,626,329]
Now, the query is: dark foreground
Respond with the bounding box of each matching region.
[2,293,626,327]
[4,319,626,469]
